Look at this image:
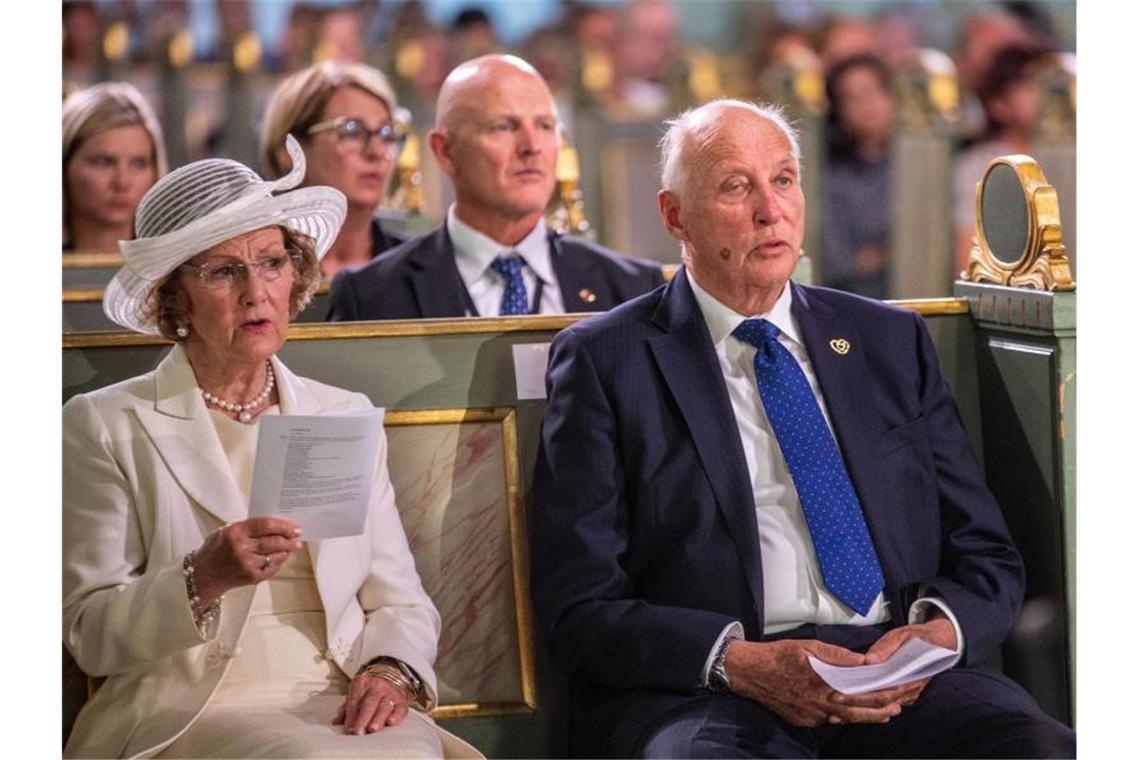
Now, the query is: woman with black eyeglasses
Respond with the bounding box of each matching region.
[63,137,480,759]
[260,61,410,280]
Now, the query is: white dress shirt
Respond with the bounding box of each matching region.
[447,205,566,316]
[686,275,963,683]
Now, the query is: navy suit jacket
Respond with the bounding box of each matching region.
[326,225,664,320]
[530,269,1024,756]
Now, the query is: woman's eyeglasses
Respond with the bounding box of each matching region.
[181,251,301,291]
[307,117,403,152]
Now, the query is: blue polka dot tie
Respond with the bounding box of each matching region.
[490,255,529,316]
[732,318,884,616]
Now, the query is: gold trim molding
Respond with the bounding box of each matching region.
[63,298,970,349]
[63,251,123,268]
[63,288,107,303]
[963,154,1075,291]
[385,407,537,718]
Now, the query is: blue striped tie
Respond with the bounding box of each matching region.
[732,318,884,616]
[490,255,529,316]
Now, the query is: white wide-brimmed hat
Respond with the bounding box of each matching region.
[103,135,346,334]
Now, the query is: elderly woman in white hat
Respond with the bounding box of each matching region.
[62,137,479,759]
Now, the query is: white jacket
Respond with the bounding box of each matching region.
[63,344,443,758]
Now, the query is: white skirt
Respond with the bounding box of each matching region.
[156,551,456,759]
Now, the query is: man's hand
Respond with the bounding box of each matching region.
[863,611,958,665]
[725,639,906,727]
[839,610,958,712]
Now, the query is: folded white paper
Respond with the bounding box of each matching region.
[808,638,958,695]
[249,410,383,539]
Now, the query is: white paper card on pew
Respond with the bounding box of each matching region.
[249,409,383,540]
[512,343,551,400]
[807,638,958,695]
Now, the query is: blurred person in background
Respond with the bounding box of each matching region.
[953,42,1052,273]
[746,18,819,88]
[1004,0,1062,45]
[63,81,168,252]
[217,0,253,53]
[261,60,409,280]
[449,6,500,66]
[63,1,101,83]
[872,4,924,68]
[315,4,368,64]
[414,29,453,113]
[609,0,679,118]
[521,21,577,128]
[571,3,621,107]
[384,1,451,112]
[575,2,619,54]
[278,3,321,74]
[139,0,190,68]
[818,15,878,69]
[821,54,896,299]
[521,22,573,96]
[954,7,1033,134]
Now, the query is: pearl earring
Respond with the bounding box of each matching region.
[176,324,189,338]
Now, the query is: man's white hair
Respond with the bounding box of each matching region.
[658,99,801,198]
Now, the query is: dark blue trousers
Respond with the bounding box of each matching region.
[635,625,1075,759]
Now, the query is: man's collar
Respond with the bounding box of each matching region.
[446,205,552,286]
[688,272,800,347]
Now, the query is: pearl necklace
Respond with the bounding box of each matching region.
[202,361,275,423]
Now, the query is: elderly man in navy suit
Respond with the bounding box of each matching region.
[327,54,662,321]
[530,99,1074,758]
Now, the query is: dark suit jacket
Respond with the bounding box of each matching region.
[326,225,664,320]
[529,269,1024,757]
[370,219,405,258]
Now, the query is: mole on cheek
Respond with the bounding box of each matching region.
[719,247,731,260]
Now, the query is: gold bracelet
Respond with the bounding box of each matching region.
[360,663,416,702]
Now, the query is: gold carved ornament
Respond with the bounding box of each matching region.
[963,155,1075,291]
[545,136,591,237]
[389,118,425,216]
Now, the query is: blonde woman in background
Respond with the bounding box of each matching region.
[63,81,168,251]
[261,61,408,280]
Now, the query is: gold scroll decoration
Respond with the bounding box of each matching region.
[390,124,425,216]
[545,136,591,237]
[963,154,1074,291]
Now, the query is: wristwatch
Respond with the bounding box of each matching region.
[708,632,741,694]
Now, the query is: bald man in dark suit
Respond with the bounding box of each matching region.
[328,54,662,321]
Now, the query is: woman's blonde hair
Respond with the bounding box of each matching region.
[62,82,169,246]
[259,60,400,179]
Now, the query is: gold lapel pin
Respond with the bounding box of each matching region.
[578,288,597,304]
[829,338,850,355]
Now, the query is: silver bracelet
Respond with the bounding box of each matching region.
[182,550,222,633]
[357,660,426,706]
